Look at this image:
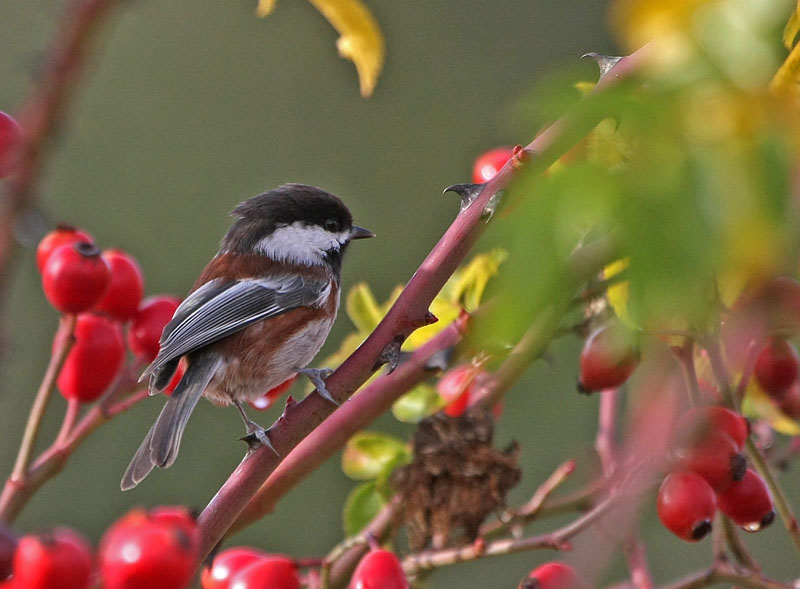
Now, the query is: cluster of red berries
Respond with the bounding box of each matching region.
[201,545,408,588]
[0,507,199,589]
[201,547,299,589]
[657,406,774,541]
[36,225,181,402]
[517,561,586,589]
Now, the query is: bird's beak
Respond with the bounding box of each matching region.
[350,226,375,240]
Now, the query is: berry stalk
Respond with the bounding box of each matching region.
[6,314,76,490]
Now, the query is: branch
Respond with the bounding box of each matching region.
[595,387,622,476]
[402,483,623,576]
[658,562,793,589]
[7,314,76,489]
[196,45,650,561]
[744,438,800,557]
[480,459,577,540]
[0,368,145,523]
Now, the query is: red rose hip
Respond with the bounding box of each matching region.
[128,295,181,361]
[472,147,514,183]
[578,322,639,392]
[349,549,409,589]
[676,406,749,450]
[436,364,481,417]
[12,527,92,589]
[674,431,746,492]
[94,249,144,321]
[519,561,586,588]
[42,242,110,313]
[229,556,300,589]
[754,337,799,395]
[202,547,265,589]
[717,468,775,531]
[99,507,199,589]
[657,471,717,542]
[57,313,125,402]
[36,225,94,273]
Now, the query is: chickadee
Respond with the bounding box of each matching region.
[121,184,373,490]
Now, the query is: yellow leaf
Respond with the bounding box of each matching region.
[439,249,507,311]
[742,381,800,436]
[604,258,631,324]
[255,0,277,17]
[255,0,384,96]
[307,0,385,97]
[784,1,800,49]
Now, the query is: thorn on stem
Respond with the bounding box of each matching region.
[510,145,528,169]
[373,336,404,373]
[442,183,503,220]
[582,52,624,79]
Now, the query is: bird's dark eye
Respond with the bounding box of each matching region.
[325,218,340,232]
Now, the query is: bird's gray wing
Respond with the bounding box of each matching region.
[144,275,328,378]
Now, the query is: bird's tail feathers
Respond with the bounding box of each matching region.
[121,355,221,491]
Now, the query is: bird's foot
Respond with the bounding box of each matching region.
[239,424,279,455]
[234,400,279,455]
[297,367,339,406]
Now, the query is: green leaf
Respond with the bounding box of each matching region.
[342,432,409,480]
[391,383,443,423]
[343,481,385,536]
[346,282,383,334]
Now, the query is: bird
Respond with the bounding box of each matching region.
[121,183,374,490]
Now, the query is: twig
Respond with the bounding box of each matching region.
[623,533,654,589]
[595,388,654,589]
[56,398,81,445]
[744,437,800,558]
[0,371,146,523]
[596,388,621,476]
[721,516,760,572]
[402,485,623,576]
[481,459,577,540]
[701,336,736,408]
[8,313,76,487]
[672,339,701,406]
[658,561,793,589]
